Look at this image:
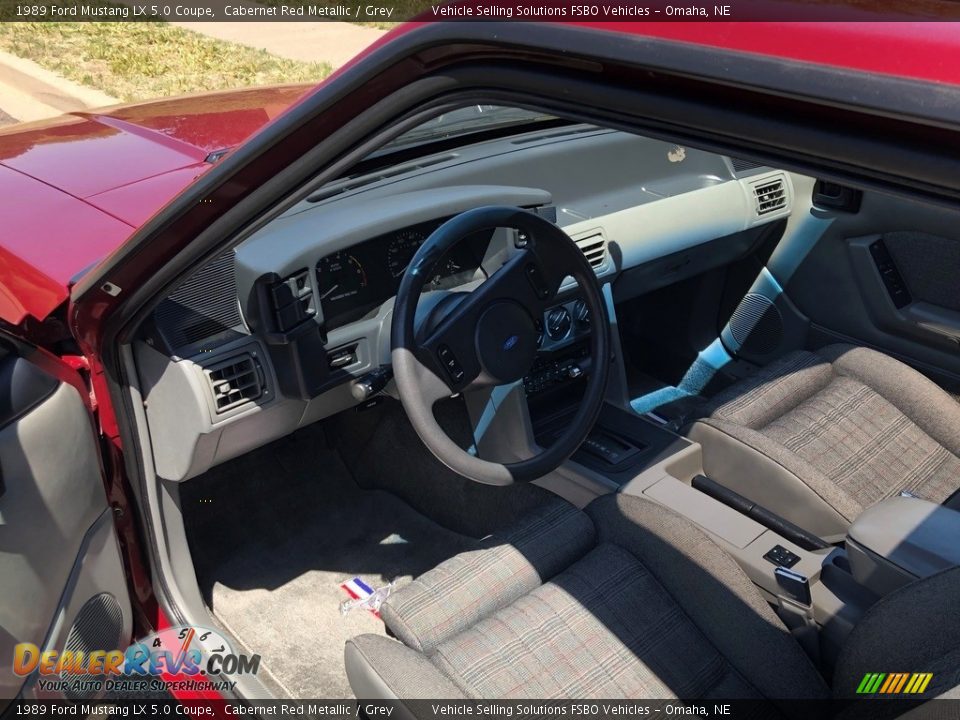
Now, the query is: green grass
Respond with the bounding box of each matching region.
[0,13,332,102]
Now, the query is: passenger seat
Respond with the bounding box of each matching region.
[685,344,960,537]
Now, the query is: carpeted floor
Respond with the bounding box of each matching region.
[329,397,556,538]
[180,422,480,698]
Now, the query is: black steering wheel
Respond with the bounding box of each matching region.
[391,206,610,484]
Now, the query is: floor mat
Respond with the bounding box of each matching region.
[330,398,560,538]
[181,425,477,698]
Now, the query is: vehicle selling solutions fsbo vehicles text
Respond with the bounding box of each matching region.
[430,4,729,18]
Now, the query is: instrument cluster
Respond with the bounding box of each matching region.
[316,218,491,330]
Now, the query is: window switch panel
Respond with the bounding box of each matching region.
[763,544,800,568]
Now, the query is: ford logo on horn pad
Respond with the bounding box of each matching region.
[502,335,520,351]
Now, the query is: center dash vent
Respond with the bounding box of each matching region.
[204,354,263,413]
[753,177,788,216]
[574,231,608,272]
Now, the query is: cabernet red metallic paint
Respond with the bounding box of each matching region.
[0,84,311,325]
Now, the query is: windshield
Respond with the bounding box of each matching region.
[384,105,558,150]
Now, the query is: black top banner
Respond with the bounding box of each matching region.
[2,0,960,22]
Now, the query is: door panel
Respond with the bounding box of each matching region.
[0,347,131,706]
[767,173,960,386]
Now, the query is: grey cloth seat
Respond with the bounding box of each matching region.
[686,344,960,538]
[347,495,826,710]
[345,495,959,710]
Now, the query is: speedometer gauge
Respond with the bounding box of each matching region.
[318,252,367,303]
[387,229,426,278]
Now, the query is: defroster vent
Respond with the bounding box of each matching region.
[204,354,263,413]
[730,157,764,174]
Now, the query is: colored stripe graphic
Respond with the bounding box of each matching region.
[857,672,933,694]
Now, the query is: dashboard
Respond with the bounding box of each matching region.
[138,125,794,483]
[317,219,492,330]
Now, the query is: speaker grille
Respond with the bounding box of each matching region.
[730,293,784,356]
[154,250,242,352]
[60,593,124,700]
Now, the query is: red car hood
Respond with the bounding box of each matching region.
[0,84,313,326]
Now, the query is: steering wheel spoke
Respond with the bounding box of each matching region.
[418,332,481,394]
[395,347,463,405]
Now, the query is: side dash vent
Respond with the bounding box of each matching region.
[752,177,788,216]
[204,354,263,413]
[574,231,609,272]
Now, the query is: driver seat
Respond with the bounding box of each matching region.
[345,496,960,712]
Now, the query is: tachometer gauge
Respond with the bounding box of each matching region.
[387,229,426,278]
[318,252,367,303]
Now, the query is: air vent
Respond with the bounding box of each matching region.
[574,232,608,271]
[204,354,263,413]
[510,127,598,145]
[753,178,788,216]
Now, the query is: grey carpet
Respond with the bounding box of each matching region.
[181,424,478,698]
[330,398,559,538]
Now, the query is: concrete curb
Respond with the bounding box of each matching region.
[0,48,119,123]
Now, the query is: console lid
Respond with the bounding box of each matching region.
[846,497,960,596]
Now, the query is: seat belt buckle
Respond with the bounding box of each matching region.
[774,566,812,607]
[773,567,820,668]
